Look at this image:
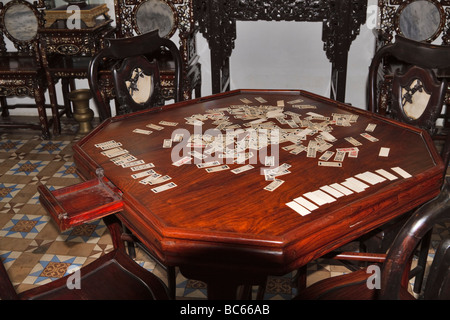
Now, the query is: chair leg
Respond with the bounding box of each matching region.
[62,79,73,118]
[256,280,267,299]
[294,265,308,291]
[120,224,177,299]
[167,266,176,300]
[122,226,137,258]
[34,87,51,140]
[1,97,9,118]
[413,229,432,294]
[195,82,201,99]
[47,79,61,135]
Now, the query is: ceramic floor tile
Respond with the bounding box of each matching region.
[52,162,79,178]
[0,214,50,239]
[0,250,22,269]
[5,160,50,177]
[55,220,107,244]
[0,140,27,153]
[23,254,87,286]
[30,140,71,155]
[0,183,26,202]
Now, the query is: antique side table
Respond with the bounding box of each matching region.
[38,9,115,135]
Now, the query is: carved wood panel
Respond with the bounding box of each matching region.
[377,0,450,46]
[192,0,367,102]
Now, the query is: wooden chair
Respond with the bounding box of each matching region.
[0,216,170,300]
[0,0,50,139]
[348,35,450,294]
[88,30,182,298]
[368,35,450,143]
[113,0,201,102]
[287,35,450,298]
[88,29,183,121]
[374,0,450,132]
[295,178,450,300]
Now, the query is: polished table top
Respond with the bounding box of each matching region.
[70,89,444,294]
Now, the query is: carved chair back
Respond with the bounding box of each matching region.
[88,30,182,121]
[369,36,450,113]
[0,0,50,139]
[374,1,450,137]
[112,55,161,115]
[368,36,450,165]
[112,0,201,101]
[390,65,446,134]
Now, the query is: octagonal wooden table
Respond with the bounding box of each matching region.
[39,89,445,299]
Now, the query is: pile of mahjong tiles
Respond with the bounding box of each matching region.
[169,96,387,193]
[98,96,402,195]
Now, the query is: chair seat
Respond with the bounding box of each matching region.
[17,249,169,300]
[295,268,415,300]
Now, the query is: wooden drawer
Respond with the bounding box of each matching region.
[38,169,123,231]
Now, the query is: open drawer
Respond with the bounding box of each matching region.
[38,168,123,231]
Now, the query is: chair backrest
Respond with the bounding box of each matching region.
[390,65,446,134]
[368,36,450,167]
[380,177,450,299]
[88,29,183,121]
[0,0,44,56]
[369,36,450,115]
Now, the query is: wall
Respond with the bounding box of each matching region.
[5,0,377,117]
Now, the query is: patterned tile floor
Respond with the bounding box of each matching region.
[0,117,448,300]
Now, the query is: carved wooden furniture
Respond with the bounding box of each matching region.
[88,29,183,121]
[369,36,450,144]
[375,0,450,48]
[37,89,444,299]
[113,0,201,102]
[192,0,368,103]
[0,215,170,300]
[88,30,182,298]
[38,5,115,135]
[295,178,450,300]
[0,0,50,139]
[374,0,450,130]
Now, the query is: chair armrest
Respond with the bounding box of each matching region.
[329,251,387,263]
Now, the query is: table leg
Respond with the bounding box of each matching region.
[179,265,266,300]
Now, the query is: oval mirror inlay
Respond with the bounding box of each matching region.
[135,0,176,38]
[397,0,444,42]
[4,3,38,42]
